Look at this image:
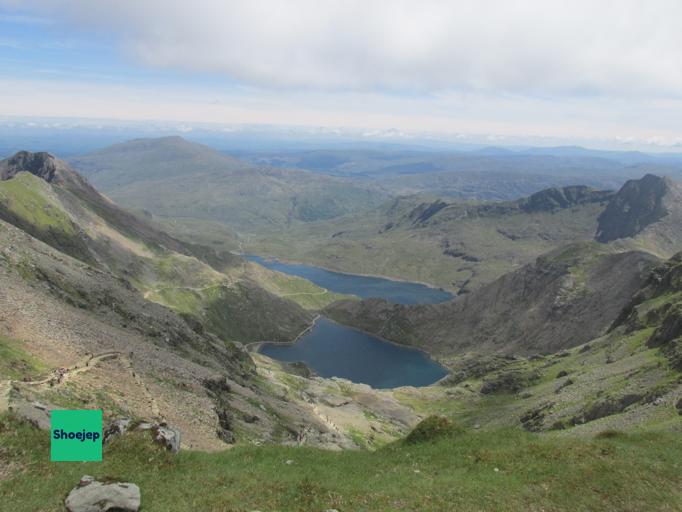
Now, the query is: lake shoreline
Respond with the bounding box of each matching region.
[257,315,450,388]
[244,314,321,353]
[237,251,457,295]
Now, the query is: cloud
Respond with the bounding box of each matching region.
[6,0,682,97]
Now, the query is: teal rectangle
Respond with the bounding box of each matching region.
[50,409,103,462]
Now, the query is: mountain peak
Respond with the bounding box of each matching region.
[595,174,681,243]
[0,151,63,183]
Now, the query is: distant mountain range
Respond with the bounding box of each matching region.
[69,136,388,230]
[240,145,682,198]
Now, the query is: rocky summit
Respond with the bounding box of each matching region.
[596,174,682,244]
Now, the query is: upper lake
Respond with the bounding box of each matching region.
[245,254,454,304]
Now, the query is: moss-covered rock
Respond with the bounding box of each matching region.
[403,415,463,444]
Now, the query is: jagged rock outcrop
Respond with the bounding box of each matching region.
[596,174,682,247]
[0,151,64,183]
[103,419,181,453]
[610,251,682,370]
[406,185,612,228]
[152,424,181,453]
[518,186,613,213]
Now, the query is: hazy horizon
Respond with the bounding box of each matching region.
[2,1,682,152]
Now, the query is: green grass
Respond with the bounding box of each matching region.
[0,173,75,235]
[261,271,356,310]
[0,336,48,380]
[145,287,204,315]
[1,413,681,511]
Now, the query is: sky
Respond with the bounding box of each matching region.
[1,0,682,150]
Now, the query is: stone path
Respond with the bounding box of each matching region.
[7,351,162,421]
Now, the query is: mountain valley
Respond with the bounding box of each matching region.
[0,144,680,511]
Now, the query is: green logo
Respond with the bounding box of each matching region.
[50,409,103,462]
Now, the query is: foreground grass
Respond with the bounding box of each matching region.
[1,415,681,511]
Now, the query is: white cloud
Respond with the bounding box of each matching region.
[4,0,682,147]
[7,0,682,97]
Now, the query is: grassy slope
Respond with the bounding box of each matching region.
[393,329,681,435]
[0,173,75,234]
[244,262,356,310]
[0,170,348,343]
[0,173,94,263]
[1,414,681,512]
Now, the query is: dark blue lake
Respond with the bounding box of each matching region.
[245,254,453,304]
[259,318,448,389]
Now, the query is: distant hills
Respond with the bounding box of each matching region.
[65,137,682,290]
[70,136,388,230]
[249,173,682,291]
[241,145,682,200]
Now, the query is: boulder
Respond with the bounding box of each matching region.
[520,402,554,432]
[103,418,132,444]
[218,429,236,444]
[65,475,140,512]
[152,424,181,453]
[9,398,51,429]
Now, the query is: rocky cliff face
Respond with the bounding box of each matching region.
[595,174,682,244]
[0,151,64,183]
[406,185,613,228]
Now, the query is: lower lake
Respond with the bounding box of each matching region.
[259,318,448,389]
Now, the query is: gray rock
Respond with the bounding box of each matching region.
[32,400,48,411]
[65,476,140,512]
[103,418,132,444]
[218,429,235,444]
[9,398,51,429]
[152,424,181,453]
